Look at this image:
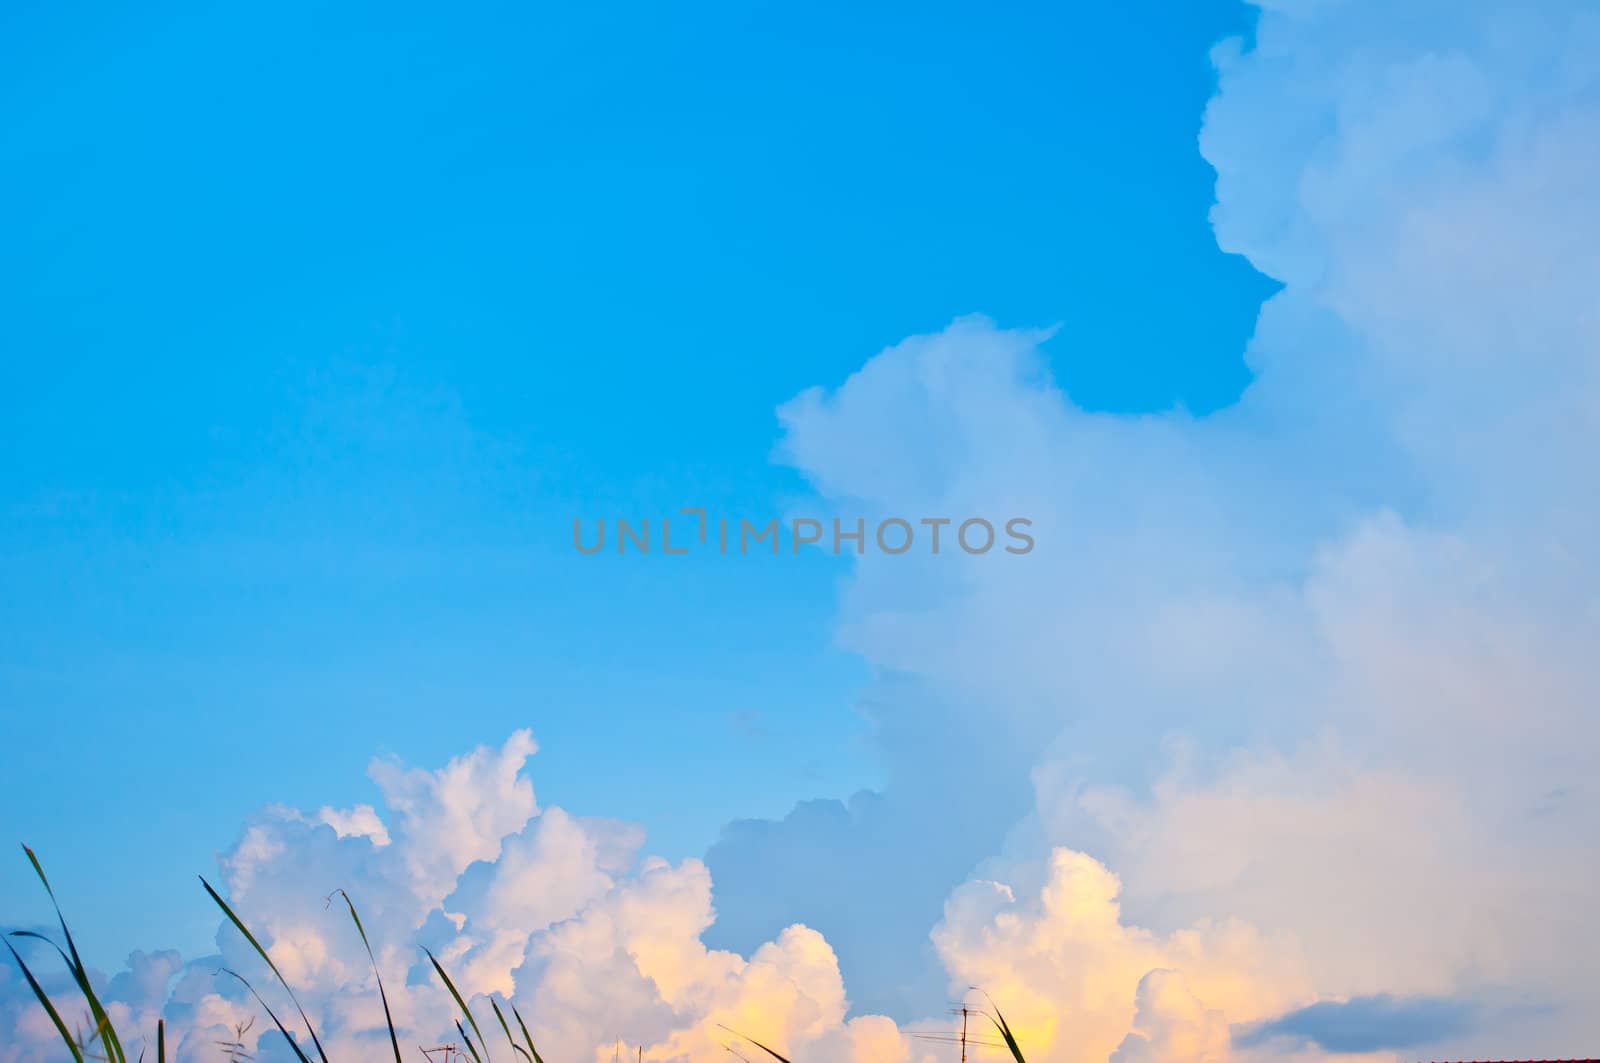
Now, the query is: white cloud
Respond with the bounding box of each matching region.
[932,850,1307,1063]
[1,736,913,1062]
[1109,971,1231,1063]
[725,0,1600,1056]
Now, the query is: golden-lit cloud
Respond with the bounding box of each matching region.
[932,850,1309,1063]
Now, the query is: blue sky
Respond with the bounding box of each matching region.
[0,0,1271,969]
[7,3,1600,1060]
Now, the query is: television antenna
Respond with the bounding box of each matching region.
[907,1005,1008,1060]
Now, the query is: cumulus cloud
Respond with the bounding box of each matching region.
[1,734,914,1062]
[0,738,1313,1063]
[712,0,1600,1057]
[932,850,1308,1063]
[1109,971,1232,1063]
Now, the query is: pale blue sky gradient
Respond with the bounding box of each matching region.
[0,0,1270,966]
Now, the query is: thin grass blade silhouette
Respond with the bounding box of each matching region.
[202,876,328,1063]
[333,889,402,1063]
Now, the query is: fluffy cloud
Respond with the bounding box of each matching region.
[1,735,914,1062]
[1109,971,1232,1063]
[713,0,1600,1058]
[932,850,1308,1063]
[0,735,1317,1063]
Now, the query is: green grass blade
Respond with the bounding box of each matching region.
[220,967,315,1063]
[973,990,1027,1063]
[457,1019,485,1063]
[20,847,81,969]
[333,890,402,1063]
[9,929,73,966]
[715,1025,793,1063]
[201,876,329,1063]
[3,938,84,1062]
[425,947,491,1062]
[990,1013,1026,1063]
[490,999,532,1062]
[511,1005,547,1063]
[21,846,126,1063]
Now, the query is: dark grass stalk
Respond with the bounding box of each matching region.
[491,998,533,1062]
[988,1007,1027,1063]
[20,846,127,1062]
[716,1024,794,1063]
[457,1019,486,1063]
[427,946,491,1062]
[332,889,403,1063]
[201,876,330,1063]
[512,1004,547,1063]
[3,937,83,1062]
[972,988,1028,1063]
[220,967,315,1063]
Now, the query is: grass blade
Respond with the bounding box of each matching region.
[9,929,74,966]
[219,967,315,1063]
[157,1019,165,1063]
[511,1004,547,1063]
[333,890,402,1063]
[972,988,1028,1063]
[716,1025,793,1063]
[201,876,329,1063]
[3,938,84,1062]
[425,947,491,1062]
[490,998,532,1062]
[21,846,126,1063]
[457,1019,485,1063]
[990,1008,1027,1063]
